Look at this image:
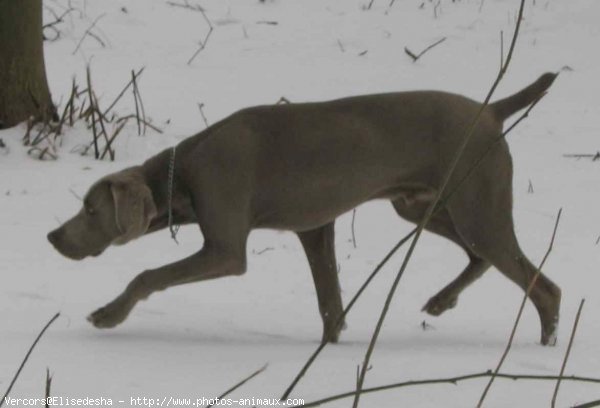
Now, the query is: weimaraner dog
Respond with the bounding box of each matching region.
[48,73,560,345]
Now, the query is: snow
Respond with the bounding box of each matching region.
[1,0,599,406]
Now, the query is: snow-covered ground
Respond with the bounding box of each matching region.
[1,0,599,406]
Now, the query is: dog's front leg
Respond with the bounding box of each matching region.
[88,246,246,328]
[297,223,345,343]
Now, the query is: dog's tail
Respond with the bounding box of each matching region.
[490,72,558,121]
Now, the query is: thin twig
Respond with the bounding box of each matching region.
[255,247,274,255]
[72,13,106,54]
[404,37,447,62]
[187,9,214,65]
[166,0,203,11]
[563,152,600,161]
[351,208,357,248]
[85,66,99,159]
[43,7,76,29]
[103,67,145,116]
[91,91,113,160]
[43,6,77,41]
[572,399,600,408]
[551,298,585,408]
[116,115,163,133]
[433,0,442,19]
[44,368,52,408]
[0,313,60,408]
[291,370,600,408]
[100,119,127,160]
[198,103,209,128]
[205,364,268,408]
[87,31,106,47]
[353,0,527,404]
[132,70,141,135]
[500,31,505,70]
[132,69,147,135]
[477,207,562,407]
[280,90,550,401]
[69,188,82,201]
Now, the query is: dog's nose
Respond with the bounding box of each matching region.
[47,229,62,246]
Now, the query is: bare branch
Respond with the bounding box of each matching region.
[187,9,214,65]
[292,370,600,408]
[404,37,447,62]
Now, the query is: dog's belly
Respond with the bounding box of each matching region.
[251,178,433,232]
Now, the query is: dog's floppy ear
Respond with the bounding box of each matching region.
[110,178,157,245]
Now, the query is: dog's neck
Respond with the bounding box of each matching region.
[141,147,196,234]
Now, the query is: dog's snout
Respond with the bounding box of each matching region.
[47,229,62,246]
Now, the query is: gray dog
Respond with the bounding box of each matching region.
[48,73,560,345]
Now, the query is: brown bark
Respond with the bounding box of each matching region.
[0,0,55,128]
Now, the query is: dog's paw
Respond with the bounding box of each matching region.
[541,316,559,346]
[87,300,131,328]
[422,294,457,316]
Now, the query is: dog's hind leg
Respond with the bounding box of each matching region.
[297,222,345,343]
[445,156,561,345]
[422,254,491,316]
[391,199,491,316]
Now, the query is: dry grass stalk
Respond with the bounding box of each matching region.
[551,298,586,408]
[44,368,52,408]
[103,67,145,117]
[205,364,268,408]
[0,313,60,408]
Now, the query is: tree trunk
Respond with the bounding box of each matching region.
[0,0,55,129]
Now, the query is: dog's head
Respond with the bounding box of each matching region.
[48,168,157,260]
